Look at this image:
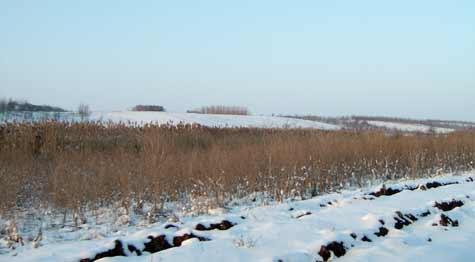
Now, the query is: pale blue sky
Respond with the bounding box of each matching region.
[1,0,474,120]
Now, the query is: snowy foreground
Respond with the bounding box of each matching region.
[2,172,474,262]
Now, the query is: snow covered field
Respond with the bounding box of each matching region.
[2,172,474,262]
[4,111,471,134]
[366,121,454,133]
[91,111,340,130]
[1,111,340,130]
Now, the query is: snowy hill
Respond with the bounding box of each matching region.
[366,120,454,133]
[92,111,341,130]
[3,172,474,262]
[4,111,473,134]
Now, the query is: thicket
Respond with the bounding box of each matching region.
[188,105,249,115]
[0,122,474,219]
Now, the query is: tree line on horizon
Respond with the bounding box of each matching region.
[0,98,66,113]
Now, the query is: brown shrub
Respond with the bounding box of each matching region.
[0,122,474,218]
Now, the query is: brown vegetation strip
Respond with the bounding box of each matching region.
[1,122,474,220]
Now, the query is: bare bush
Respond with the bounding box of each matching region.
[78,103,91,120]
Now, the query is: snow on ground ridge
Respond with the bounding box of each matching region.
[2,172,474,262]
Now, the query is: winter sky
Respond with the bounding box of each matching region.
[1,0,474,120]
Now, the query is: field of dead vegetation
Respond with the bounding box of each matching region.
[1,122,474,218]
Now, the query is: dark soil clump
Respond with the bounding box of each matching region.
[318,241,346,261]
[195,220,235,231]
[434,200,464,211]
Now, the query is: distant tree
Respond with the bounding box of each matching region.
[78,103,91,120]
[0,98,7,113]
[131,105,166,112]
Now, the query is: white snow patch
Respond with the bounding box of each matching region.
[367,121,454,133]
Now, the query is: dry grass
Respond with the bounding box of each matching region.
[1,122,474,218]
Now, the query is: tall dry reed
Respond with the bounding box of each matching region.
[0,122,474,217]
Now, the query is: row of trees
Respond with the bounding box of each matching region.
[188,105,250,115]
[129,104,251,116]
[131,105,165,112]
[0,98,91,120]
[0,99,66,113]
[0,99,251,118]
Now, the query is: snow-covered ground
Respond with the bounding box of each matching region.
[92,111,340,130]
[2,172,474,262]
[366,121,454,133]
[5,111,471,134]
[1,111,340,130]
